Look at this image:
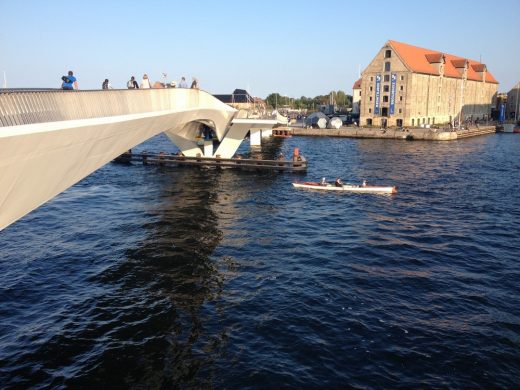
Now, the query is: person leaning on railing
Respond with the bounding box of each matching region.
[61,70,78,90]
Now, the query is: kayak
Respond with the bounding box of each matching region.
[292,181,397,194]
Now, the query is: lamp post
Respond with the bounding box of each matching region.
[515,83,520,124]
[458,62,468,130]
[458,78,464,130]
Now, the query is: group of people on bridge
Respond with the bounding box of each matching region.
[61,70,199,91]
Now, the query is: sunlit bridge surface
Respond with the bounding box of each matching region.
[0,88,274,230]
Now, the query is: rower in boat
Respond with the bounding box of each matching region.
[335,178,343,187]
[292,180,397,194]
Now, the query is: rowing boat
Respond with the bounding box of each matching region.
[292,181,397,194]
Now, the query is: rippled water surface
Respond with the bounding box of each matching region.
[1,133,519,388]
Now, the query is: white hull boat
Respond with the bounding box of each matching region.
[292,181,397,194]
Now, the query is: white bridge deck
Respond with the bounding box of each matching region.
[0,88,276,230]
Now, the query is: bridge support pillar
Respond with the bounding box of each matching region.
[203,140,214,157]
[250,129,262,147]
[213,119,277,159]
[262,128,273,138]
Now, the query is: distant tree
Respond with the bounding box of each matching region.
[265,93,283,109]
[334,90,353,110]
[265,90,353,111]
[336,90,347,106]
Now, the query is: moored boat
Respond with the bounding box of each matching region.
[501,123,520,133]
[292,181,397,194]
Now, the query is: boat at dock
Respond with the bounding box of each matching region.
[500,122,520,133]
[292,181,397,194]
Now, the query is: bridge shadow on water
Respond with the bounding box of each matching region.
[58,165,282,388]
[69,169,231,388]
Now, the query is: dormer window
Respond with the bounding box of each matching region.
[385,50,392,58]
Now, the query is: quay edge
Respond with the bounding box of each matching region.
[289,126,496,141]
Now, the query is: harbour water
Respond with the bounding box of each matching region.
[1,133,519,388]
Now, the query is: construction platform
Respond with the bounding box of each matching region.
[113,151,307,172]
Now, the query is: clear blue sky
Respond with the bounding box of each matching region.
[1,0,519,98]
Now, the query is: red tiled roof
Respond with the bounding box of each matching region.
[353,78,362,89]
[388,40,498,84]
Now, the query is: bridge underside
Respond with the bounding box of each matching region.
[0,89,275,230]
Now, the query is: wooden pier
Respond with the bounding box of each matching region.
[113,151,307,172]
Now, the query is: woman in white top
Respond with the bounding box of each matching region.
[140,74,152,89]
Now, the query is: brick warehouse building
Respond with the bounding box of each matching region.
[359,40,499,128]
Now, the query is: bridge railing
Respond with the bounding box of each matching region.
[0,88,233,128]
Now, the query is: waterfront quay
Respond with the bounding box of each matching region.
[289,125,496,141]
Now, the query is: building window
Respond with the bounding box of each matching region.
[384,75,390,82]
[397,119,403,127]
[383,96,389,102]
[367,118,373,125]
[370,86,373,91]
[432,118,435,124]
[423,118,426,124]
[370,77,373,81]
[368,109,372,114]
[428,118,431,124]
[384,62,391,71]
[412,118,415,126]
[383,85,389,92]
[385,50,392,58]
[400,75,404,81]
[359,91,361,96]
[399,96,403,101]
[398,108,402,114]
[400,85,404,91]
[369,96,372,101]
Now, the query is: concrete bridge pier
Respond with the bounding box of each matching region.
[203,140,213,157]
[214,119,277,158]
[166,119,276,159]
[250,129,262,147]
[262,128,273,138]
